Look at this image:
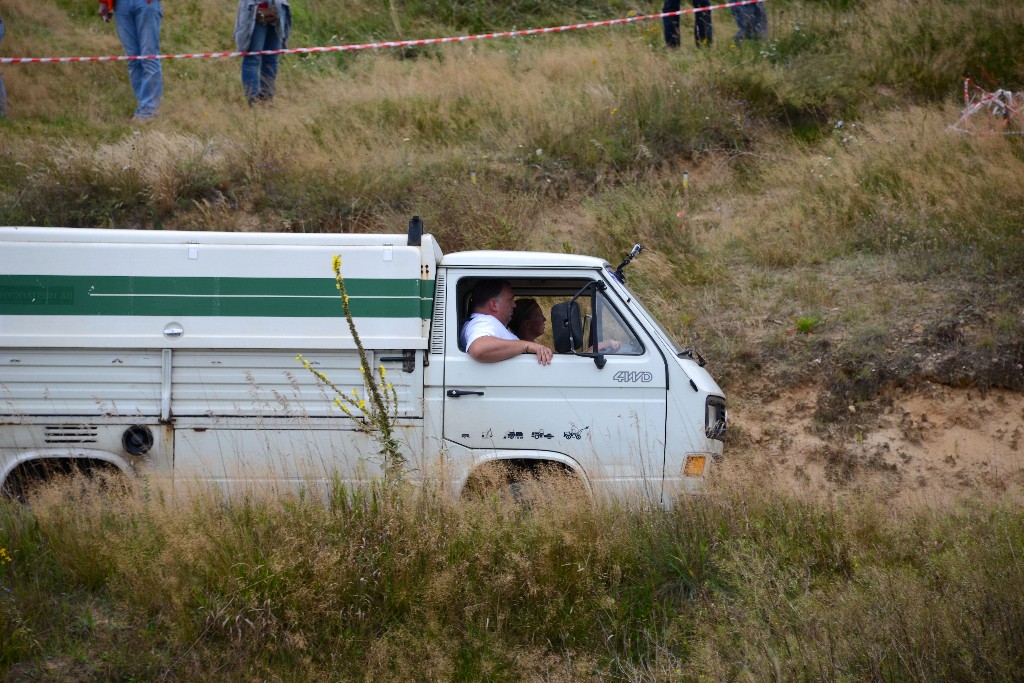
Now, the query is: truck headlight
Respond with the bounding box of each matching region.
[705,396,727,440]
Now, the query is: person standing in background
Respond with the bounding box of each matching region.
[661,0,682,48]
[662,0,712,48]
[692,0,713,46]
[755,1,768,38]
[731,0,768,43]
[98,0,163,123]
[0,15,9,117]
[234,0,292,106]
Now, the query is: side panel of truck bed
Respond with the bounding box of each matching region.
[0,227,438,349]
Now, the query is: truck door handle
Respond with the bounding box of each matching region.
[447,389,484,397]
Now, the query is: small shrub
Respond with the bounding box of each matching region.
[795,315,821,334]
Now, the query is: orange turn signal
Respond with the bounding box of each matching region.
[684,455,707,477]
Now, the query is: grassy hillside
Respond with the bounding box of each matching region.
[1,0,1024,679]
[2,0,1022,394]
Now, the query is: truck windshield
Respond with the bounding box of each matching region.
[605,266,686,356]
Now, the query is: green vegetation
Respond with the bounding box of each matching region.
[795,315,821,334]
[1,0,1023,678]
[2,479,1023,680]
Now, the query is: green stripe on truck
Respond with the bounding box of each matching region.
[0,275,434,319]
[419,278,436,319]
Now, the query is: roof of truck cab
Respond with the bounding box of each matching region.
[441,250,608,269]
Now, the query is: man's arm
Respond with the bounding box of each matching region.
[468,336,553,365]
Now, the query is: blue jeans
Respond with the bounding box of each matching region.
[241,23,281,102]
[114,0,163,119]
[731,2,767,42]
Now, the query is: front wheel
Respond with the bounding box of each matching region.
[461,461,588,507]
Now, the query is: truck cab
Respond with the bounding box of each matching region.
[430,251,726,505]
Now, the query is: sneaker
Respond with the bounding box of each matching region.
[129,114,156,125]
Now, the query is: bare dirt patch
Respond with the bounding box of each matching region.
[721,383,1024,507]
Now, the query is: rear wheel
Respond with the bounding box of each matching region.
[2,459,129,504]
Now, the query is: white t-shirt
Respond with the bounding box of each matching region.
[462,313,519,352]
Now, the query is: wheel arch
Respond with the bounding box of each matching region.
[1,448,134,499]
[457,449,592,498]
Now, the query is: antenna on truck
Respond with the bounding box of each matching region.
[613,243,643,283]
[407,215,423,246]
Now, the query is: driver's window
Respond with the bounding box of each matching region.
[595,291,642,355]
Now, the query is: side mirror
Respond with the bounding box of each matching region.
[551,301,583,353]
[552,299,607,369]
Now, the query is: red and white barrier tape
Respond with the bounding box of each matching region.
[0,0,764,65]
[950,78,1023,135]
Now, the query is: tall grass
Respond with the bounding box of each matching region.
[4,1,1021,235]
[725,105,1024,274]
[1,477,1022,679]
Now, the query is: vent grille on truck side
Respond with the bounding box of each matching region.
[430,272,446,355]
[45,424,99,444]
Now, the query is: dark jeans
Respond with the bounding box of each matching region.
[662,0,712,48]
[731,1,768,42]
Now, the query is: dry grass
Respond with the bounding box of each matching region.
[2,473,1023,680]
[718,104,1024,273]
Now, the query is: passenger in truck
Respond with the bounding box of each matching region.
[461,279,553,365]
[508,298,546,343]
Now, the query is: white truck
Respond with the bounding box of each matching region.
[0,220,726,504]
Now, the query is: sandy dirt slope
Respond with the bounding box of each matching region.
[721,384,1024,506]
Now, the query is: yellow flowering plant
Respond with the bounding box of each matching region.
[297,255,405,483]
